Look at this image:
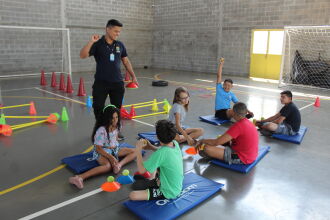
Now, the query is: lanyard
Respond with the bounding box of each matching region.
[106,41,116,54]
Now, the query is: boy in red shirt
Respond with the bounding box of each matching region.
[196,102,258,164]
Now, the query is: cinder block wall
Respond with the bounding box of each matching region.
[221,0,330,77]
[0,0,63,76]
[67,0,153,73]
[0,0,153,76]
[1,0,329,77]
[151,0,222,73]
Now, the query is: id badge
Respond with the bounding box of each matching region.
[110,53,115,62]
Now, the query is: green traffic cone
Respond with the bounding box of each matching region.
[61,107,69,122]
[163,99,172,113]
[0,113,6,125]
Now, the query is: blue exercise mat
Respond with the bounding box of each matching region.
[211,146,270,173]
[138,132,159,145]
[272,126,307,144]
[62,143,143,174]
[199,115,230,125]
[124,172,224,220]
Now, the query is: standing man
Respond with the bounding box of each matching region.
[80,19,138,139]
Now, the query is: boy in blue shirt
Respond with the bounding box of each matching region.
[215,58,253,120]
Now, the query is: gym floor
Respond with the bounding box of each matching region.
[0,69,329,220]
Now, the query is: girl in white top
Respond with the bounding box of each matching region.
[69,105,136,189]
[168,87,204,145]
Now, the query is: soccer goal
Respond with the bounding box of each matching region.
[0,25,71,78]
[279,26,330,89]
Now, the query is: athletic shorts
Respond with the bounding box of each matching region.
[147,186,166,200]
[223,146,243,165]
[215,109,229,120]
[274,122,297,135]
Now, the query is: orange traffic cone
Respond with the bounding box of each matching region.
[59,73,66,91]
[129,105,136,119]
[51,72,57,88]
[46,114,58,124]
[40,70,47,86]
[124,71,130,82]
[314,97,320,107]
[185,147,197,155]
[66,75,74,93]
[77,77,86,96]
[29,101,37,115]
[101,176,121,192]
[0,124,12,136]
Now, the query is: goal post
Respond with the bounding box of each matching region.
[279,25,330,89]
[0,25,71,78]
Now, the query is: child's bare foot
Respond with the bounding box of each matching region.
[69,175,84,189]
[113,163,122,174]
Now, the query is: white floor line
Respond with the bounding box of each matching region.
[17,79,316,219]
[132,119,155,127]
[18,188,103,220]
[299,103,314,111]
[233,83,330,100]
[34,87,85,105]
[17,91,157,219]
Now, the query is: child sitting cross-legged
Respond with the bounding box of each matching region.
[129,120,184,200]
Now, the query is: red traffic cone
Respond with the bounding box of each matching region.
[124,71,130,82]
[129,105,136,119]
[120,107,130,119]
[29,101,37,115]
[40,70,47,86]
[126,82,139,89]
[77,77,86,96]
[66,75,74,93]
[59,73,66,91]
[51,72,57,88]
[314,97,320,107]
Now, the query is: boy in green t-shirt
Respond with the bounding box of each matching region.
[129,120,184,200]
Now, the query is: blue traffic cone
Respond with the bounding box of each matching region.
[86,96,92,108]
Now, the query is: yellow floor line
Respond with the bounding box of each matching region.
[0,145,94,196]
[2,96,79,102]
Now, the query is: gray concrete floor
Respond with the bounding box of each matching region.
[0,68,329,220]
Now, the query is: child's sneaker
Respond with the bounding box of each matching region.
[260,129,273,136]
[69,176,84,189]
[198,149,210,158]
[132,178,158,190]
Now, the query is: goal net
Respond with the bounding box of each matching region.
[280,26,330,89]
[0,25,71,78]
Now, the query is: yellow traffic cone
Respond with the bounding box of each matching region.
[151,99,159,112]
